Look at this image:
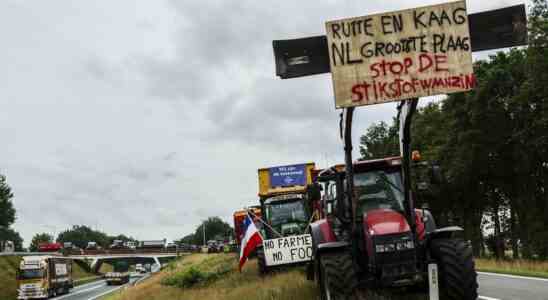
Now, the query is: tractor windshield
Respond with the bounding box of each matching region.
[354,170,405,215]
[265,199,307,226]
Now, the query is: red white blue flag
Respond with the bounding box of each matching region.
[239,214,263,271]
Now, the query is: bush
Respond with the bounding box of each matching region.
[161,255,234,289]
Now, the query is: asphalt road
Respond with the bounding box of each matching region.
[478,272,548,300]
[355,271,548,300]
[51,274,148,300]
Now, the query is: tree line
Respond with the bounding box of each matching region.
[359,0,548,259]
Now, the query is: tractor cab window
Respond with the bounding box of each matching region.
[264,199,307,226]
[354,170,405,215]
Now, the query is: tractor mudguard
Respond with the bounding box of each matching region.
[316,241,350,252]
[427,226,463,240]
[309,219,337,246]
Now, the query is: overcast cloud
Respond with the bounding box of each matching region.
[0,0,529,246]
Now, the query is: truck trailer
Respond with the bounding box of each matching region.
[105,261,130,285]
[17,256,73,299]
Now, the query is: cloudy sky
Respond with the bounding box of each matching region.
[1,0,528,246]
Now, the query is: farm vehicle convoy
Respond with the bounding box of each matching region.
[233,104,477,299]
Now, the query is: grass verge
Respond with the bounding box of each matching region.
[475,258,548,279]
[102,253,318,300]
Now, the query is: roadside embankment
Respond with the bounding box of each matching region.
[476,258,548,279]
[103,253,318,300]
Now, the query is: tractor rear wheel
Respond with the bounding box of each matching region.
[256,247,268,275]
[318,251,357,300]
[430,238,478,300]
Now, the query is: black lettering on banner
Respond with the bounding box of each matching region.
[283,238,290,248]
[277,239,283,248]
[363,18,374,36]
[413,10,427,29]
[298,248,307,259]
[290,237,296,247]
[452,7,466,24]
[273,252,283,262]
[331,23,341,39]
[265,240,275,249]
[290,248,297,260]
[331,43,344,66]
[305,235,312,245]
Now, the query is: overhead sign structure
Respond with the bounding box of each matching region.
[263,234,313,266]
[325,0,474,108]
[269,164,307,187]
[273,4,527,81]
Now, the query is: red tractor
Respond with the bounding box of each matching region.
[307,99,478,299]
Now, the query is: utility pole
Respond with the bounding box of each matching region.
[202,222,206,246]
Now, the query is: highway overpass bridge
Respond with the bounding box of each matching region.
[2,250,184,273]
[68,252,181,272]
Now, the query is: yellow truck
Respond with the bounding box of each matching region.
[17,256,73,299]
[256,162,318,274]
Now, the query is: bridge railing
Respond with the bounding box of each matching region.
[65,248,181,256]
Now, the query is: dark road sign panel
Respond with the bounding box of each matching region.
[469,4,527,52]
[272,36,330,79]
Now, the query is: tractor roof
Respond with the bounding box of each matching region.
[317,156,402,179]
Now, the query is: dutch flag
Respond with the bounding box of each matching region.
[239,214,263,271]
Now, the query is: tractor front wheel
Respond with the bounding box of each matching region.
[430,238,478,300]
[318,251,357,300]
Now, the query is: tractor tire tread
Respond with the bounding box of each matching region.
[320,251,358,300]
[431,238,478,300]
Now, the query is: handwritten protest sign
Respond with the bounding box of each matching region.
[326,0,474,108]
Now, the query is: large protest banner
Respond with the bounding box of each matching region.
[325,0,474,108]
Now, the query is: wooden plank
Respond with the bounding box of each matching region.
[325,0,474,108]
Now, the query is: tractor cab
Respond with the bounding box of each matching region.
[315,157,424,285]
[307,100,477,299]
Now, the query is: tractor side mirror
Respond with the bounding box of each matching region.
[307,183,322,201]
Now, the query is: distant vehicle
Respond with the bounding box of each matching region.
[85,242,99,250]
[233,206,262,246]
[138,239,166,249]
[109,240,125,249]
[144,263,152,273]
[135,264,146,274]
[38,243,62,252]
[166,242,178,251]
[62,242,73,249]
[1,240,15,253]
[17,256,73,299]
[105,261,130,285]
[124,241,136,249]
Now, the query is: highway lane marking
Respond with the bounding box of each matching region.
[478,271,548,282]
[54,283,106,300]
[73,280,106,290]
[478,296,501,300]
[87,283,128,300]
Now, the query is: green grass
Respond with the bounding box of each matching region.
[0,256,21,300]
[103,253,318,300]
[0,255,100,300]
[475,258,548,279]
